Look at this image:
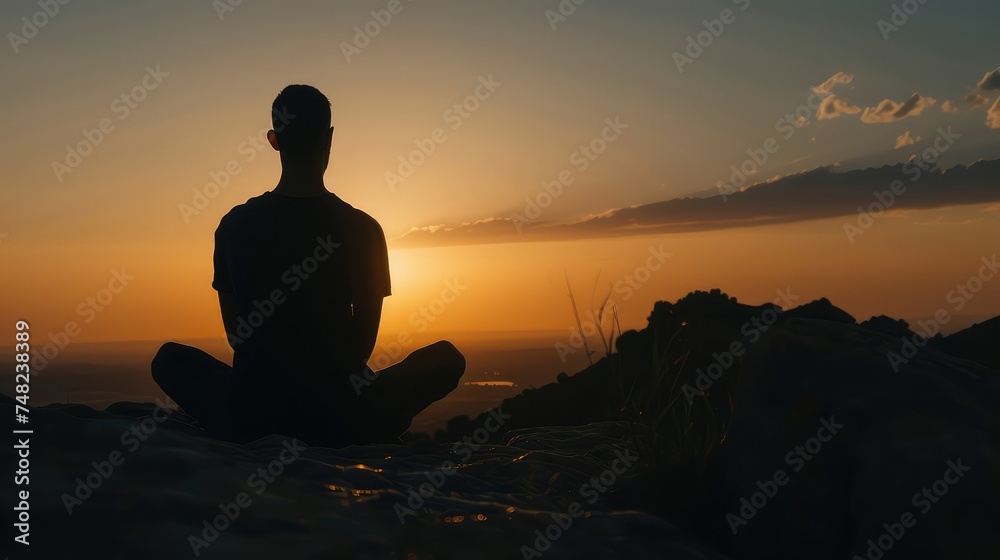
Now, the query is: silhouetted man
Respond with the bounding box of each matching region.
[152,85,465,447]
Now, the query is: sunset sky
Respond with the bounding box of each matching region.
[2,0,999,351]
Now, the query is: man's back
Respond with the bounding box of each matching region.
[212,191,391,399]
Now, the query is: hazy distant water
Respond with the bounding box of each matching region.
[0,330,590,435]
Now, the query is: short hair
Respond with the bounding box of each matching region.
[271,85,331,156]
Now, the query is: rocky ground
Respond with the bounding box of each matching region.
[1,396,719,559]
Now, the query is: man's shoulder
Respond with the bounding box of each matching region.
[217,193,271,227]
[352,207,383,234]
[337,200,385,240]
[216,192,384,240]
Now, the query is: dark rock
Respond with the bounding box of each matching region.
[783,297,856,324]
[933,316,1000,370]
[859,315,914,338]
[722,318,999,559]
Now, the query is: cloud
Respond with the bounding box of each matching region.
[861,93,936,123]
[988,97,1000,130]
[940,68,1000,120]
[978,68,1000,91]
[817,94,861,120]
[964,91,991,108]
[392,159,1000,247]
[894,131,920,149]
[812,72,854,94]
[941,91,990,113]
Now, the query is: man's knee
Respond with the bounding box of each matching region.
[151,342,186,385]
[431,340,465,381]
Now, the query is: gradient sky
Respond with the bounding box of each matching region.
[2,0,999,349]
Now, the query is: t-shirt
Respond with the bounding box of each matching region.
[212,191,390,400]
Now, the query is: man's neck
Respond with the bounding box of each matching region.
[273,169,329,198]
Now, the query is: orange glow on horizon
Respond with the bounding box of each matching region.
[3,204,999,350]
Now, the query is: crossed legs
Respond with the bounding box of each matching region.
[352,340,466,442]
[151,340,466,446]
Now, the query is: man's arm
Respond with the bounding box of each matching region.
[219,292,241,351]
[351,294,383,363]
[213,212,240,350]
[347,212,390,364]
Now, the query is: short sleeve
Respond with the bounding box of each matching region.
[370,217,391,298]
[212,214,234,293]
[351,212,390,300]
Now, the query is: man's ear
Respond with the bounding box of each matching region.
[327,126,334,147]
[267,129,280,151]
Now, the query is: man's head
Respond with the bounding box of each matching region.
[267,85,333,168]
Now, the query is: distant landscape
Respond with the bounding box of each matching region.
[0,313,991,435]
